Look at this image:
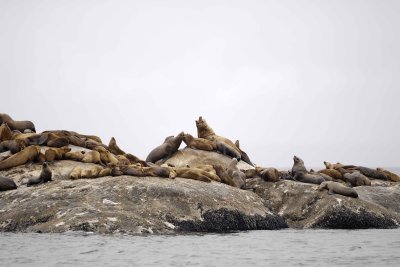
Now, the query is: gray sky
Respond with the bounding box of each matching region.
[1,0,399,168]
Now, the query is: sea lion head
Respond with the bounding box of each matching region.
[42,162,48,168]
[293,155,302,164]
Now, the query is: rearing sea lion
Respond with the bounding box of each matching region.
[146,132,185,163]
[291,156,308,176]
[27,162,53,186]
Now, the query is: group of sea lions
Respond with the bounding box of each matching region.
[0,113,399,199]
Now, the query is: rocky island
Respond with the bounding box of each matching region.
[0,114,399,234]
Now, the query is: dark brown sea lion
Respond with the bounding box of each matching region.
[0,123,13,141]
[195,116,253,166]
[182,133,216,151]
[146,132,185,163]
[0,139,26,154]
[0,176,17,191]
[259,167,280,182]
[27,162,53,186]
[44,146,71,162]
[125,153,148,167]
[293,172,325,184]
[0,145,41,170]
[343,172,371,187]
[108,137,126,155]
[292,156,308,176]
[213,164,239,188]
[226,158,246,188]
[319,181,358,198]
[354,166,388,180]
[47,137,70,148]
[215,141,241,160]
[0,113,36,132]
[376,168,400,182]
[234,140,253,166]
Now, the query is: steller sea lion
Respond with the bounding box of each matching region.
[343,172,371,187]
[195,116,254,166]
[293,172,325,184]
[376,168,400,182]
[64,151,85,161]
[47,136,69,148]
[175,168,212,183]
[81,165,104,179]
[235,140,253,166]
[215,141,241,160]
[69,166,82,180]
[0,139,26,154]
[116,155,131,166]
[125,153,148,167]
[259,167,280,182]
[354,166,388,181]
[0,145,41,170]
[318,169,344,181]
[81,150,102,164]
[0,113,36,133]
[93,146,119,165]
[27,162,53,186]
[108,137,126,155]
[213,164,240,188]
[0,123,13,142]
[146,132,185,163]
[182,133,216,151]
[319,181,358,198]
[226,158,246,188]
[44,146,71,162]
[292,156,308,176]
[0,176,17,191]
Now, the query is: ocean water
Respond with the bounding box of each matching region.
[1,229,400,266]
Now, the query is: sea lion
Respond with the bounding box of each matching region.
[292,156,308,175]
[116,155,131,166]
[188,164,217,175]
[143,166,176,178]
[182,133,216,151]
[243,168,259,178]
[0,123,13,141]
[0,145,41,170]
[323,161,344,170]
[213,164,240,188]
[99,167,112,177]
[27,162,53,186]
[215,141,241,160]
[319,181,358,198]
[226,158,246,188]
[195,116,253,166]
[67,135,86,147]
[125,153,148,167]
[81,165,104,179]
[44,146,71,162]
[47,137,69,148]
[235,140,253,166]
[354,166,388,180]
[146,132,185,163]
[0,113,36,132]
[108,137,126,155]
[259,167,280,182]
[293,172,325,184]
[0,176,17,191]
[0,139,26,154]
[175,168,212,183]
[318,169,343,181]
[310,169,333,181]
[64,151,85,161]
[69,166,82,180]
[81,150,102,164]
[93,146,119,165]
[376,168,400,182]
[343,172,371,187]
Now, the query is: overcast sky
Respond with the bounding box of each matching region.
[1,0,399,168]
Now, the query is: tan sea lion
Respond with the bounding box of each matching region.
[319,181,358,198]
[146,132,185,163]
[125,153,148,167]
[108,137,126,155]
[0,113,36,132]
[377,168,400,182]
[0,123,13,141]
[116,155,131,166]
[244,168,259,178]
[195,116,253,166]
[81,165,104,179]
[0,139,26,154]
[99,167,112,177]
[318,169,344,181]
[226,158,246,188]
[182,133,216,151]
[213,164,240,188]
[343,172,371,187]
[27,162,53,186]
[0,176,17,191]
[175,168,212,183]
[0,145,41,170]
[69,166,82,179]
[81,150,102,164]
[67,135,86,147]
[44,146,71,162]
[292,156,308,175]
[64,151,85,161]
[93,146,119,165]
